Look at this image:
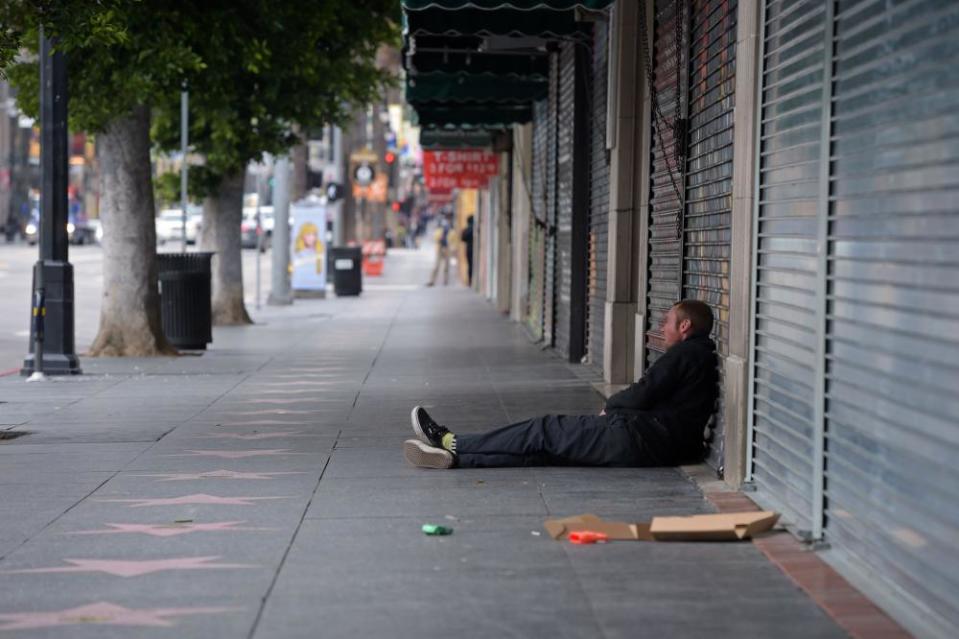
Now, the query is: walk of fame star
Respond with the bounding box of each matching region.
[166,449,307,459]
[4,556,254,577]
[66,521,274,537]
[0,602,239,630]
[136,469,306,481]
[195,431,309,440]
[95,493,293,507]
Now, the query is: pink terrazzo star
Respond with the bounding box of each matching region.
[260,381,337,387]
[197,431,308,440]
[96,493,293,507]
[66,522,273,537]
[137,469,306,481]
[4,556,254,577]
[0,601,239,631]
[167,449,307,459]
[224,409,313,416]
[217,420,313,427]
[234,398,331,405]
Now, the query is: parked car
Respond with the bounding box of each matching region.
[68,213,97,245]
[24,213,97,245]
[156,207,202,245]
[241,206,273,251]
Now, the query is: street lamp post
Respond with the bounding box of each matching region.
[22,32,81,376]
[180,84,189,251]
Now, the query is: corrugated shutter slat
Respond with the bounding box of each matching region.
[824,1,959,635]
[750,0,826,534]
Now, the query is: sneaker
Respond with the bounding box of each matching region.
[404,439,453,469]
[410,405,450,448]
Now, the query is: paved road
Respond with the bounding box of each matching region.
[0,244,273,374]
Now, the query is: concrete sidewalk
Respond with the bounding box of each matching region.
[0,248,847,638]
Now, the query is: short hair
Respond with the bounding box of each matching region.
[672,300,714,337]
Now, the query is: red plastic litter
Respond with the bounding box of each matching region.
[568,530,609,545]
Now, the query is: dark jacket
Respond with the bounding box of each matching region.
[605,334,719,464]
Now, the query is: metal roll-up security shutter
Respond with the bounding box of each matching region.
[823,1,959,635]
[544,53,559,347]
[589,20,611,374]
[527,99,549,341]
[748,0,827,534]
[683,0,736,471]
[644,0,686,366]
[555,42,576,359]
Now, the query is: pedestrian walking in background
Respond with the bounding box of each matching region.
[426,214,453,287]
[460,215,474,286]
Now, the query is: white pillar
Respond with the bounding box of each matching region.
[267,155,293,305]
[604,0,648,385]
[723,0,763,486]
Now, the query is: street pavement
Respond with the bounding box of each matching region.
[0,243,847,638]
[0,243,272,373]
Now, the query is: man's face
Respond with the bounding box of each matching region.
[661,306,686,350]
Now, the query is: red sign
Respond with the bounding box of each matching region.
[427,188,454,204]
[423,150,499,190]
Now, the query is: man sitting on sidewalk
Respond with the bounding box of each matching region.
[403,299,719,469]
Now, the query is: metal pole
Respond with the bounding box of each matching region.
[27,268,45,381]
[268,155,293,305]
[23,30,80,376]
[180,85,188,252]
[255,171,262,310]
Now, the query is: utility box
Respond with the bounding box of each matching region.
[330,246,362,297]
[157,252,213,349]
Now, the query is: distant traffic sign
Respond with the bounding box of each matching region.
[353,162,375,187]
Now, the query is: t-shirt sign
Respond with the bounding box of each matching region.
[423,150,499,190]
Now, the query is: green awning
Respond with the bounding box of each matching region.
[419,128,497,149]
[405,7,586,37]
[404,39,549,76]
[403,1,614,10]
[407,71,548,104]
[415,104,532,127]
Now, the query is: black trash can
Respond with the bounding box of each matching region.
[157,252,213,349]
[330,246,362,296]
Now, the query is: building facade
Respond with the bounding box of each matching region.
[402,2,959,636]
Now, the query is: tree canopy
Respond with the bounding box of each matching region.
[150,1,399,199]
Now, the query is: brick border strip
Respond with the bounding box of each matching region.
[698,481,911,639]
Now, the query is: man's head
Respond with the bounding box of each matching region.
[662,300,714,350]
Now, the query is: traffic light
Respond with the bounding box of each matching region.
[384,151,396,165]
[391,201,401,212]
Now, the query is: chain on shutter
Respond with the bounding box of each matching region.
[556,42,577,358]
[589,21,611,374]
[544,53,560,347]
[682,0,737,470]
[527,99,549,341]
[644,0,687,367]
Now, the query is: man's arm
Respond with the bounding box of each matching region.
[604,351,682,412]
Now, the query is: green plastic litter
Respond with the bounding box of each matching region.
[422,524,453,536]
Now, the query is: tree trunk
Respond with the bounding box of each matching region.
[88,106,175,357]
[200,170,252,325]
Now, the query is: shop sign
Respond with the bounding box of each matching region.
[423,150,499,190]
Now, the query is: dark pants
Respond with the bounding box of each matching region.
[455,414,657,468]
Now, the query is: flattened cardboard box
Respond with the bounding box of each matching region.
[544,511,779,542]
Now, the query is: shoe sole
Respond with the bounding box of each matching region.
[404,439,453,469]
[410,405,431,445]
